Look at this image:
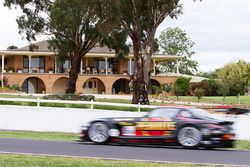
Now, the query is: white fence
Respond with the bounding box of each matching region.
[0,97,159,112]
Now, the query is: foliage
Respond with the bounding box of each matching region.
[7,66,15,71]
[203,79,220,96]
[43,94,95,101]
[162,83,172,93]
[174,77,191,99]
[7,84,22,91]
[7,45,18,50]
[158,27,198,75]
[152,85,163,95]
[216,60,250,96]
[196,70,218,79]
[190,79,219,96]
[152,83,172,96]
[4,0,129,94]
[194,88,205,102]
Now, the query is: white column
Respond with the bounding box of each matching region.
[80,58,83,74]
[54,57,57,74]
[153,59,156,76]
[105,57,108,75]
[28,55,32,73]
[1,55,5,88]
[176,59,180,74]
[129,58,132,75]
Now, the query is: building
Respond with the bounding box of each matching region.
[0,41,181,95]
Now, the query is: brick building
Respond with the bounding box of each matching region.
[0,41,181,95]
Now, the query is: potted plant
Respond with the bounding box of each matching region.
[48,68,54,74]
[7,67,15,73]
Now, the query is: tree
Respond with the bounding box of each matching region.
[217,80,230,101]
[194,88,204,102]
[110,0,183,104]
[174,77,191,100]
[217,60,250,96]
[158,27,198,75]
[7,45,18,50]
[4,0,128,94]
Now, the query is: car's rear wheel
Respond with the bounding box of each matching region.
[88,122,109,144]
[177,126,202,148]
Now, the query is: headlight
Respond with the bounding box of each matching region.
[108,129,120,137]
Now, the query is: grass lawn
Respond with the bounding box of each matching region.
[0,93,38,99]
[167,96,250,105]
[1,93,249,105]
[0,130,78,141]
[0,154,197,167]
[0,130,249,150]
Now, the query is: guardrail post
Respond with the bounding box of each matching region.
[90,99,94,111]
[138,102,141,112]
[37,97,40,108]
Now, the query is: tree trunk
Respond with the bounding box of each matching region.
[66,51,82,94]
[131,34,149,105]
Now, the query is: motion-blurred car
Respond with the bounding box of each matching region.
[80,107,235,148]
[214,106,250,115]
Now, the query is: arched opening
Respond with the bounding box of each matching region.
[112,78,130,94]
[22,77,46,94]
[149,79,161,94]
[52,77,68,94]
[83,78,105,94]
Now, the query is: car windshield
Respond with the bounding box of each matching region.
[188,108,214,118]
[148,108,179,118]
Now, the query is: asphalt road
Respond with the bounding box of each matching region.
[0,138,250,166]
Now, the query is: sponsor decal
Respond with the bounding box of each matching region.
[136,122,176,131]
[113,118,134,121]
[122,126,136,136]
[118,122,134,126]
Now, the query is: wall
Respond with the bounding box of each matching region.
[0,105,249,140]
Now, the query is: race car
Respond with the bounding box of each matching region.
[80,107,235,148]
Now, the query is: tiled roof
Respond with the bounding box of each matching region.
[16,40,118,54]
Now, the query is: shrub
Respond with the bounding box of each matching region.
[174,77,191,100]
[42,94,95,101]
[43,94,62,100]
[7,84,22,91]
[81,95,95,101]
[190,79,219,96]
[162,83,172,93]
[194,88,205,102]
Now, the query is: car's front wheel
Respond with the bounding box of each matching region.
[177,126,202,148]
[88,122,110,144]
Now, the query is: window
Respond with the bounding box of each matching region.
[88,81,93,89]
[148,108,179,118]
[23,56,29,73]
[128,60,135,74]
[95,60,109,70]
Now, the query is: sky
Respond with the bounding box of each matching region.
[0,0,250,72]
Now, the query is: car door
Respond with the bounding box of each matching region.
[135,108,178,137]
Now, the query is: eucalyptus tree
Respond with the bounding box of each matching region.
[4,0,128,94]
[158,27,198,75]
[110,0,183,104]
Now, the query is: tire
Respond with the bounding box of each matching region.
[177,126,202,148]
[88,122,110,144]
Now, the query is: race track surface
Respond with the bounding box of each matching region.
[0,138,249,166]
